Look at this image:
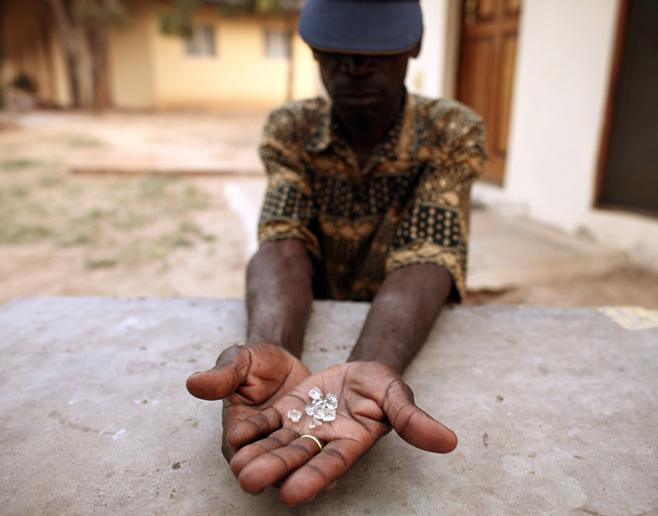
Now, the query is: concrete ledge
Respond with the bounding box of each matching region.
[1,298,656,515]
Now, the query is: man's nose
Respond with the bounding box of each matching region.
[340,56,374,76]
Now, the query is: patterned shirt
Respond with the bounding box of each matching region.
[257,93,486,302]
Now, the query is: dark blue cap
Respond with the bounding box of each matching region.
[299,0,423,55]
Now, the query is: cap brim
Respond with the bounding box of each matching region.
[299,0,423,55]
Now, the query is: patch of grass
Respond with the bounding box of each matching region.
[107,219,215,266]
[111,210,150,231]
[1,167,216,271]
[58,233,93,247]
[66,135,104,147]
[138,176,174,202]
[0,159,42,172]
[180,184,210,211]
[0,223,53,244]
[133,177,210,213]
[8,185,28,198]
[158,221,216,248]
[57,208,112,247]
[39,175,63,188]
[84,257,119,270]
[178,220,216,242]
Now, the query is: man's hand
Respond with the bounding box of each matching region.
[186,342,311,461]
[228,361,458,506]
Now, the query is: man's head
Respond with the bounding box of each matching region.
[299,0,423,115]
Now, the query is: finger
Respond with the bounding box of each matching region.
[382,379,458,453]
[237,435,322,495]
[230,427,298,477]
[222,441,236,463]
[278,439,362,506]
[226,406,282,448]
[186,345,249,400]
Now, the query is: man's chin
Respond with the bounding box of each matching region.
[332,94,387,112]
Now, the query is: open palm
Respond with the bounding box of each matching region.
[229,361,458,506]
[186,342,311,461]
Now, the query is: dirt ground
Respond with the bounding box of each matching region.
[0,111,259,302]
[468,266,658,308]
[1,110,656,308]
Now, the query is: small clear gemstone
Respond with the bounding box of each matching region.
[308,386,323,400]
[326,393,338,409]
[321,408,336,422]
[304,405,315,416]
[309,417,322,429]
[312,403,325,419]
[287,409,302,423]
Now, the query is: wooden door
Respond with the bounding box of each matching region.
[456,0,521,184]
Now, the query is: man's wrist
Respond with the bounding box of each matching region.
[347,345,406,374]
[245,333,302,358]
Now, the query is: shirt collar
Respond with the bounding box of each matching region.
[305,99,332,153]
[305,91,417,160]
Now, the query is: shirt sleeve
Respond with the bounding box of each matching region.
[257,106,320,257]
[386,105,487,302]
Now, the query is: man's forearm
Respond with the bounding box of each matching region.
[246,239,314,357]
[348,264,452,373]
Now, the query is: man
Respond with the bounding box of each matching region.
[187,0,486,506]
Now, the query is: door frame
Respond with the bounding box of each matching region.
[594,0,628,211]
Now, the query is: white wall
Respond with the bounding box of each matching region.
[472,0,658,271]
[407,0,458,98]
[502,0,619,232]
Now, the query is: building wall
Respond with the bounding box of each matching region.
[292,30,318,100]
[109,4,156,109]
[502,0,619,231]
[1,0,319,111]
[123,7,318,110]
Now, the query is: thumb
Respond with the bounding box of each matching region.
[383,379,458,453]
[186,345,249,400]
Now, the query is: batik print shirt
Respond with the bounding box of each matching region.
[257,93,486,302]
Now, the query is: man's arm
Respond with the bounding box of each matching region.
[246,239,314,358]
[348,263,452,373]
[229,263,458,505]
[186,238,313,460]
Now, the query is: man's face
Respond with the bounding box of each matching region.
[313,46,419,114]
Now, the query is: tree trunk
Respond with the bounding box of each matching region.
[87,23,112,109]
[47,0,97,108]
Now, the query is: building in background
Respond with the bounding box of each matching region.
[0,0,318,110]
[410,0,657,271]
[1,0,656,270]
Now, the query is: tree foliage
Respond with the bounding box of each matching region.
[71,0,128,25]
[159,0,200,37]
[159,0,301,37]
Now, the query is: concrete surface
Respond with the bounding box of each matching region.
[467,208,626,290]
[1,298,657,515]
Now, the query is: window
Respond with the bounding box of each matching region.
[265,28,292,59]
[185,25,216,57]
